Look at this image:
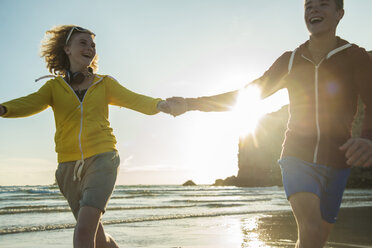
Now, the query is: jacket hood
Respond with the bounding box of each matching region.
[297,37,352,60]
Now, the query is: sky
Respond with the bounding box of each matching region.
[1,0,372,186]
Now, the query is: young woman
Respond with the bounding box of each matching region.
[0,25,170,248]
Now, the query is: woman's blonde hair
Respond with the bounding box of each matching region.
[40,25,98,76]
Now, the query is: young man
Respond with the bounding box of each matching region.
[164,0,372,247]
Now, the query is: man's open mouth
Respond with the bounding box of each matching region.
[310,17,323,24]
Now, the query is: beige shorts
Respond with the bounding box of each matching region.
[55,151,120,219]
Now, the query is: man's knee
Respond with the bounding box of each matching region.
[300,221,323,236]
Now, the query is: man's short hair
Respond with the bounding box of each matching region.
[335,0,344,10]
[305,0,343,10]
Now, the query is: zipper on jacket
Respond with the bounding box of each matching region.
[313,63,323,163]
[301,55,325,163]
[61,76,104,180]
[72,103,85,181]
[77,103,84,161]
[76,78,102,158]
[295,43,351,164]
[62,79,87,161]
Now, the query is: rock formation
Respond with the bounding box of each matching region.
[182,180,197,186]
[214,98,372,188]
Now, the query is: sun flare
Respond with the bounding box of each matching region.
[232,85,289,136]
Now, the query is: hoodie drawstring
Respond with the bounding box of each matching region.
[73,159,85,181]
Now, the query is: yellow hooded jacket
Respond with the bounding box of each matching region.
[1,75,162,163]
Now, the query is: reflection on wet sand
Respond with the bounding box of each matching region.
[241,214,296,248]
[241,216,268,247]
[239,207,372,248]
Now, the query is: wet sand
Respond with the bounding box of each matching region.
[255,207,372,247]
[1,207,371,247]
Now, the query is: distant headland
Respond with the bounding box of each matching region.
[213,102,372,188]
[182,180,197,186]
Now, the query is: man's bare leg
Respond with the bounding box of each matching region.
[289,192,324,248]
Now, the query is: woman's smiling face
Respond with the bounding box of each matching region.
[64,32,96,71]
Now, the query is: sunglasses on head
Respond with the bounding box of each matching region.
[65,26,95,45]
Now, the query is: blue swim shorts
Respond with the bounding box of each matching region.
[278,156,350,223]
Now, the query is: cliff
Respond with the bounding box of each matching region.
[214,100,372,188]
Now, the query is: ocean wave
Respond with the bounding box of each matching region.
[342,197,372,203]
[0,223,76,235]
[0,206,70,215]
[0,204,197,215]
[0,199,273,215]
[180,192,283,198]
[112,186,242,194]
[170,198,271,204]
[204,203,246,208]
[0,196,63,202]
[0,209,270,235]
[0,186,60,195]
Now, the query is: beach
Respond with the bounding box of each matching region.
[1,207,371,248]
[0,185,371,248]
[255,207,372,248]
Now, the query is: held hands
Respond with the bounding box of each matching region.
[157,100,172,114]
[166,97,188,117]
[340,138,372,167]
[157,97,188,117]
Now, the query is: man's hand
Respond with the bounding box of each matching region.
[340,138,372,167]
[166,97,188,117]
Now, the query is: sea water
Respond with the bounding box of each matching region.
[0,185,371,247]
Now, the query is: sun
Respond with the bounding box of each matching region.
[231,85,289,136]
[231,85,264,136]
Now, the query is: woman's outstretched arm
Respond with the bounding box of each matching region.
[1,82,52,118]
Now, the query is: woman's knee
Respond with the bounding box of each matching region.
[75,224,95,240]
[96,223,119,248]
[74,206,102,244]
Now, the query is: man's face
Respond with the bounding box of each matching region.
[304,0,344,37]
